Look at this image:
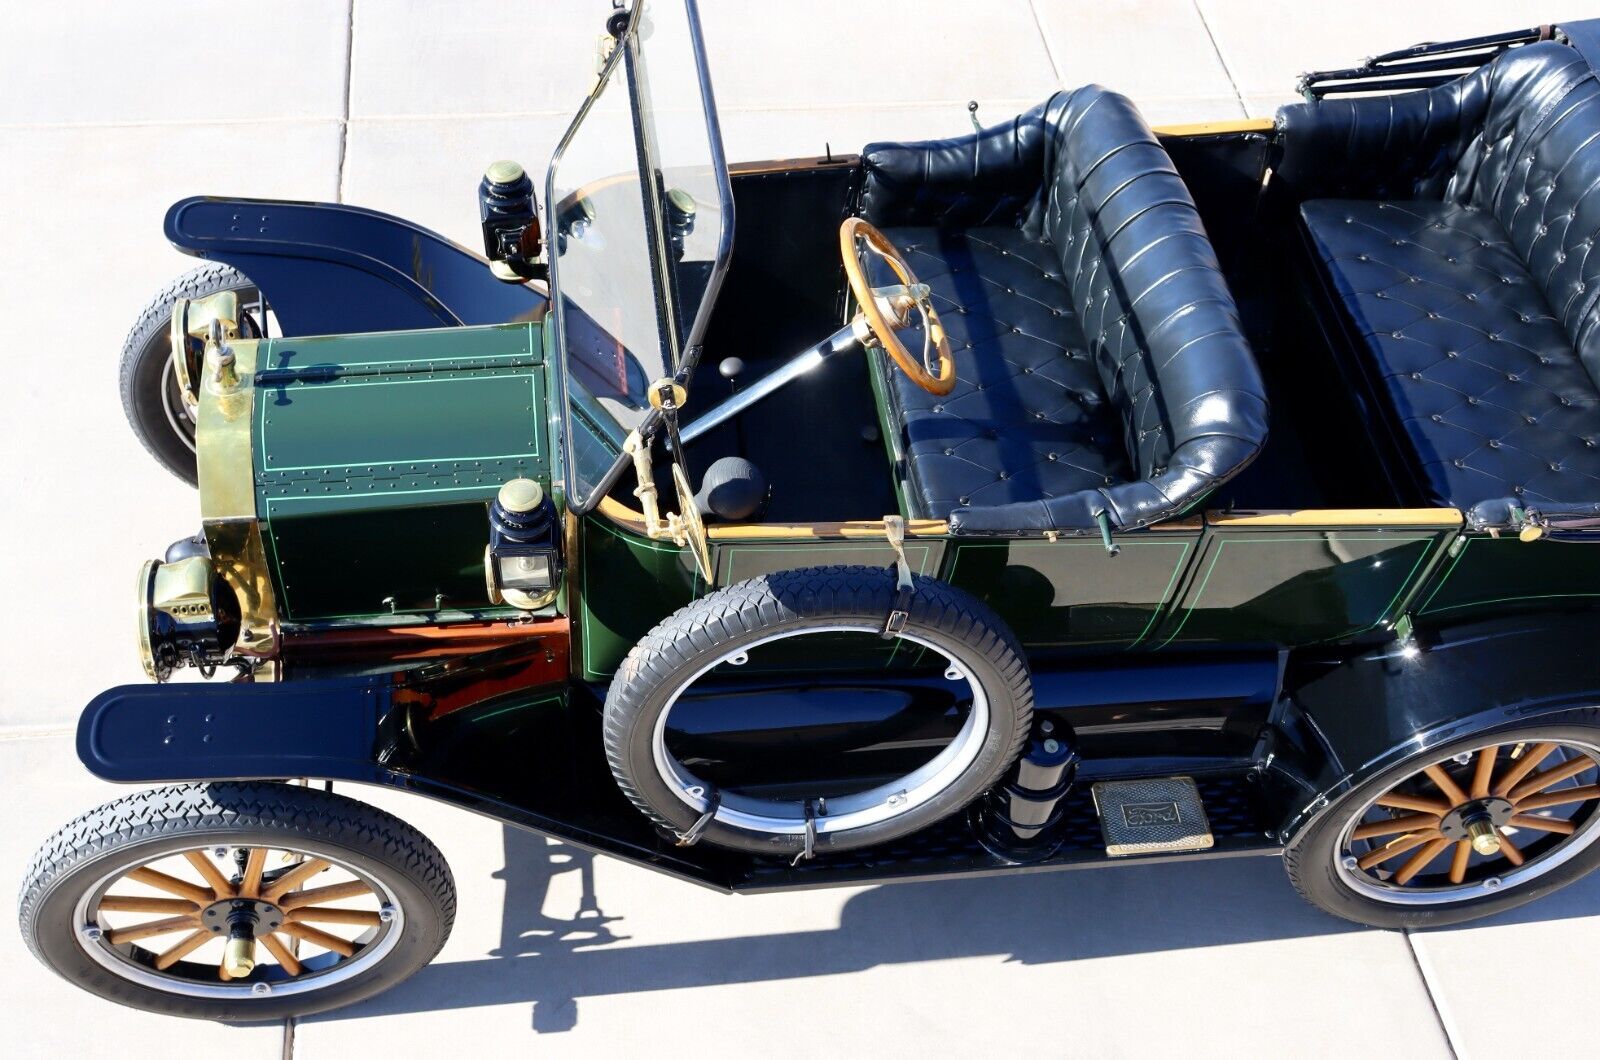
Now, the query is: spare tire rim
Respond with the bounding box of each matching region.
[72,843,403,999]
[651,625,992,837]
[1335,739,1600,905]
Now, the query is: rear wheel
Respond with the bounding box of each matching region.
[18,783,454,1020]
[603,566,1033,858]
[1286,724,1600,928]
[119,263,265,485]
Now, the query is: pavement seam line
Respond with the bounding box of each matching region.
[1027,0,1067,87]
[337,0,356,203]
[1402,928,1461,1059]
[1191,0,1249,118]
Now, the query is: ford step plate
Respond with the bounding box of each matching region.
[1091,776,1214,856]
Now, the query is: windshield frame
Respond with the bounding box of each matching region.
[545,0,735,515]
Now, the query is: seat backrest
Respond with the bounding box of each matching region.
[1029,88,1262,487]
[1459,44,1600,378]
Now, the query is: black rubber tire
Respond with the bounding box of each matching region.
[18,783,455,1021]
[119,263,260,486]
[1285,716,1600,929]
[603,565,1033,858]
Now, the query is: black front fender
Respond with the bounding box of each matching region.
[164,196,547,336]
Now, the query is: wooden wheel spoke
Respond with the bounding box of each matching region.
[280,921,356,958]
[1374,792,1450,816]
[278,880,374,911]
[1352,813,1440,841]
[1509,813,1577,836]
[240,847,267,899]
[1493,742,1558,797]
[106,915,201,945]
[1424,764,1469,806]
[287,906,382,927]
[1394,836,1452,885]
[1356,830,1440,871]
[1448,840,1472,884]
[1471,747,1498,800]
[127,866,213,906]
[97,895,197,916]
[262,858,331,902]
[153,928,212,970]
[1508,756,1596,804]
[1498,834,1525,866]
[261,933,303,976]
[183,851,235,899]
[1516,784,1600,812]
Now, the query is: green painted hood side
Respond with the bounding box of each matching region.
[252,323,551,622]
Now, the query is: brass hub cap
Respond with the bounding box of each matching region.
[1337,740,1600,904]
[75,844,399,997]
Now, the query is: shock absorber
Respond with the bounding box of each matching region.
[972,718,1080,861]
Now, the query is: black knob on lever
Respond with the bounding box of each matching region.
[718,357,745,392]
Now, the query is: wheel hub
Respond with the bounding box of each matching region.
[199,897,282,937]
[1438,796,1515,844]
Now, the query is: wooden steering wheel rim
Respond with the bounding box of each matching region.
[839,217,956,396]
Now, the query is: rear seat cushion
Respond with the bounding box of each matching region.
[868,225,1130,517]
[1301,198,1600,505]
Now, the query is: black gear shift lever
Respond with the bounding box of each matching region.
[718,356,745,392]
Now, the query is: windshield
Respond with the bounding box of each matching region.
[547,0,733,511]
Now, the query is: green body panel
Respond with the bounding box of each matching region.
[1419,535,1600,620]
[254,324,549,622]
[579,516,699,680]
[1150,527,1450,647]
[573,516,1461,677]
[943,535,1195,649]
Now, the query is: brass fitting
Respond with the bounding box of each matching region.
[1467,816,1501,856]
[222,934,256,978]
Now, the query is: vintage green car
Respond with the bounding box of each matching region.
[21,0,1600,1021]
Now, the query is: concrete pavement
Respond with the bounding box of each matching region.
[5,2,1600,1056]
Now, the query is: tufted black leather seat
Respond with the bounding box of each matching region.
[859,87,1268,534]
[1280,42,1600,509]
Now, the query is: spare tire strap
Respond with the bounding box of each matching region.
[673,788,721,846]
[881,515,915,639]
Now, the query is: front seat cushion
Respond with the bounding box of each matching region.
[869,225,1130,516]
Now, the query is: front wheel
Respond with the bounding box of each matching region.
[119,263,264,485]
[1286,724,1600,929]
[18,783,455,1021]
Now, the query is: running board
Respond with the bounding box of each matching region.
[1091,776,1215,856]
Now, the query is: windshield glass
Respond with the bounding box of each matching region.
[547,0,732,510]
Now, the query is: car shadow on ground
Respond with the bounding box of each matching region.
[314,823,1600,1032]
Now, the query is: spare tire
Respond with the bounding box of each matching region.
[603,565,1032,858]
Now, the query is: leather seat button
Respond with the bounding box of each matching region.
[1391,331,1404,339]
[998,471,1010,480]
[1467,396,1481,405]
[1514,485,1525,494]
[1410,372,1424,380]
[1432,414,1444,422]
[1454,459,1467,468]
[1446,350,1459,358]
[1526,415,1538,424]
[932,405,944,413]
[1047,452,1058,461]
[943,448,954,456]
[1427,311,1439,319]
[1356,254,1369,262]
[1488,439,1501,448]
[959,497,971,506]
[1374,291,1387,299]
[1550,463,1562,472]
[1507,374,1519,382]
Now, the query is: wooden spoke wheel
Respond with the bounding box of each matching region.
[1338,740,1600,900]
[19,783,454,1021]
[1286,729,1600,929]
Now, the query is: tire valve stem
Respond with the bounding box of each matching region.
[223,902,259,979]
